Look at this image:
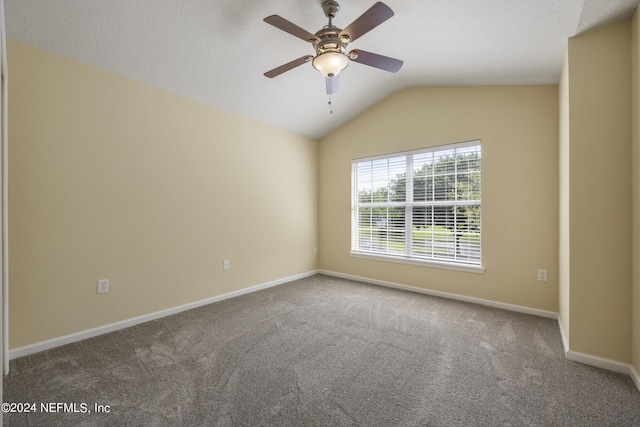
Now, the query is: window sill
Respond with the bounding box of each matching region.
[349,251,485,274]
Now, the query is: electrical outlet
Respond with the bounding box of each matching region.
[537,269,548,282]
[223,259,230,270]
[97,279,109,294]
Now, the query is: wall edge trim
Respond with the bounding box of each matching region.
[557,315,570,353]
[9,270,319,360]
[565,349,632,376]
[317,269,558,319]
[318,270,640,390]
[631,365,640,392]
[12,268,639,393]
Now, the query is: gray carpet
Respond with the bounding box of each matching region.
[4,274,640,426]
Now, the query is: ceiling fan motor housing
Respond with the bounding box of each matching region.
[313,2,349,77]
[316,0,348,55]
[313,27,347,56]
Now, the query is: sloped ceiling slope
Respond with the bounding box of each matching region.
[5,0,639,139]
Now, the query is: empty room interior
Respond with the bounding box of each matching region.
[3,0,640,425]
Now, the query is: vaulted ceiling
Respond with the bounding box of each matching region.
[5,0,639,139]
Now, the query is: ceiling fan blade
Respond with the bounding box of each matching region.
[263,15,320,43]
[348,49,403,73]
[326,75,340,94]
[339,2,394,43]
[264,55,314,78]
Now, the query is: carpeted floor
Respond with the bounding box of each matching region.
[4,274,640,426]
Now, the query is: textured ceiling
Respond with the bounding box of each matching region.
[5,0,639,140]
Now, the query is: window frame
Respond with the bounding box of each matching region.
[350,140,484,273]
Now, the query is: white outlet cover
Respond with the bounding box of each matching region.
[537,270,548,282]
[97,279,109,293]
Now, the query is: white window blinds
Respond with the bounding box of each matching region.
[352,141,482,267]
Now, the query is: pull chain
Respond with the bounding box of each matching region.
[328,93,333,114]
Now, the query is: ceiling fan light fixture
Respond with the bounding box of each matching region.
[263,1,403,86]
[312,51,349,77]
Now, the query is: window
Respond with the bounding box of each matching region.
[351,141,482,272]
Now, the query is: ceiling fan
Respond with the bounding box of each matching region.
[263,1,404,95]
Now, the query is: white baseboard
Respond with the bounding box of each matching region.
[565,350,631,375]
[318,270,640,392]
[10,270,318,360]
[558,309,638,389]
[10,268,640,394]
[318,270,558,319]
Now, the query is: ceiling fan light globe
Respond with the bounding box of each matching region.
[312,52,349,77]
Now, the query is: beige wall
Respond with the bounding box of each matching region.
[318,86,559,312]
[8,40,318,348]
[564,21,632,363]
[632,7,640,374]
